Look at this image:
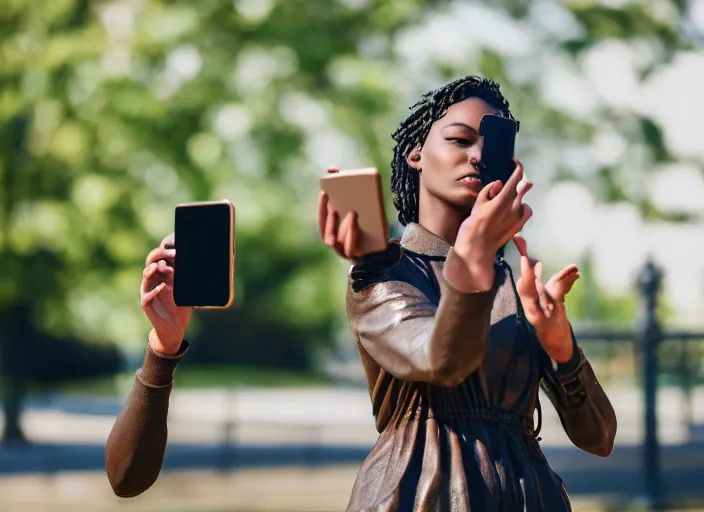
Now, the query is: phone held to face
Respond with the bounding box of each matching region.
[320,168,389,257]
[173,200,236,309]
[478,114,519,185]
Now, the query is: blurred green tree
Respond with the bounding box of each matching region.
[0,0,696,442]
[0,0,456,442]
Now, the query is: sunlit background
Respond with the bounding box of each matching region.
[1,0,704,510]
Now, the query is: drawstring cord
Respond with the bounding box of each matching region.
[498,254,544,448]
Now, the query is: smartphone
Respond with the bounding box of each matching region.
[320,168,389,257]
[478,114,519,185]
[173,200,236,309]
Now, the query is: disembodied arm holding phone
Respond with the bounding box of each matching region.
[105,233,193,498]
[319,165,532,386]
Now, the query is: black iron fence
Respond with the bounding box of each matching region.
[573,259,704,511]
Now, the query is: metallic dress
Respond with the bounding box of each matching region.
[344,222,616,512]
[103,222,616,511]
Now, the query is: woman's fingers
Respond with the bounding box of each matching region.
[519,255,537,293]
[477,180,504,205]
[146,247,175,266]
[142,260,174,296]
[514,179,533,210]
[323,203,339,248]
[516,246,556,318]
[546,265,581,301]
[336,211,352,254]
[496,160,524,206]
[318,191,329,240]
[157,259,173,283]
[469,159,532,254]
[514,236,541,276]
[488,160,531,232]
[557,271,580,300]
[518,203,533,228]
[337,210,351,244]
[322,194,360,260]
[141,282,167,309]
[143,262,158,279]
[536,278,556,318]
[513,235,528,258]
[342,211,359,258]
[141,263,157,296]
[534,260,544,281]
[336,211,362,260]
[323,167,346,256]
[157,260,174,275]
[551,264,579,284]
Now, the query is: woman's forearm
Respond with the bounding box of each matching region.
[542,341,617,457]
[105,340,188,497]
[350,275,497,388]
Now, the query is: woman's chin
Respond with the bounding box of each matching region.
[448,197,476,214]
[449,188,479,208]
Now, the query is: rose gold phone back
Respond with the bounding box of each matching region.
[320,169,389,255]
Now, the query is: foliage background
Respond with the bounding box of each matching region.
[1,0,703,441]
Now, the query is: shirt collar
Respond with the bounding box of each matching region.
[400,222,452,257]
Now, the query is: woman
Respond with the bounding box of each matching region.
[105,233,192,497]
[318,76,617,511]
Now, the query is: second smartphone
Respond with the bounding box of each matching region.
[173,200,236,309]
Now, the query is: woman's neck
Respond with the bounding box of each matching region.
[417,191,469,247]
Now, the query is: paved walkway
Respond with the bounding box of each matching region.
[11,384,704,448]
[1,384,704,509]
[0,466,635,512]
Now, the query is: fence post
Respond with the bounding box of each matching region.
[218,387,239,471]
[637,258,665,509]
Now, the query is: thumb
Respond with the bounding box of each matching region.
[546,265,580,301]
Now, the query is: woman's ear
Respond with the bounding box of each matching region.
[406,147,422,171]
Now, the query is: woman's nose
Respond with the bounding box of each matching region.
[468,143,483,168]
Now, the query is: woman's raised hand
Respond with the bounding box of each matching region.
[141,233,193,356]
[444,159,533,292]
[317,166,388,261]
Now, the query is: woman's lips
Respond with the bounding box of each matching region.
[457,175,483,191]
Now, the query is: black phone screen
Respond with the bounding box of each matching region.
[479,114,519,185]
[173,202,233,308]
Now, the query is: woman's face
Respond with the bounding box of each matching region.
[407,97,500,214]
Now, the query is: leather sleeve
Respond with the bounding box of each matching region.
[347,259,498,388]
[540,332,617,457]
[105,339,189,497]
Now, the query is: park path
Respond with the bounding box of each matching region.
[0,465,642,512]
[10,385,704,448]
[1,385,704,510]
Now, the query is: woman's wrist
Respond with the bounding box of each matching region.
[443,247,496,293]
[148,329,182,357]
[537,323,578,365]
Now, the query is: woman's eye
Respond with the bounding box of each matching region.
[447,138,472,147]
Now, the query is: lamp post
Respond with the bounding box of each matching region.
[637,258,665,510]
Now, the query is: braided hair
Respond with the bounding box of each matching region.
[390,76,517,226]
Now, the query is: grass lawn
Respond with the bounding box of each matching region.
[171,364,332,389]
